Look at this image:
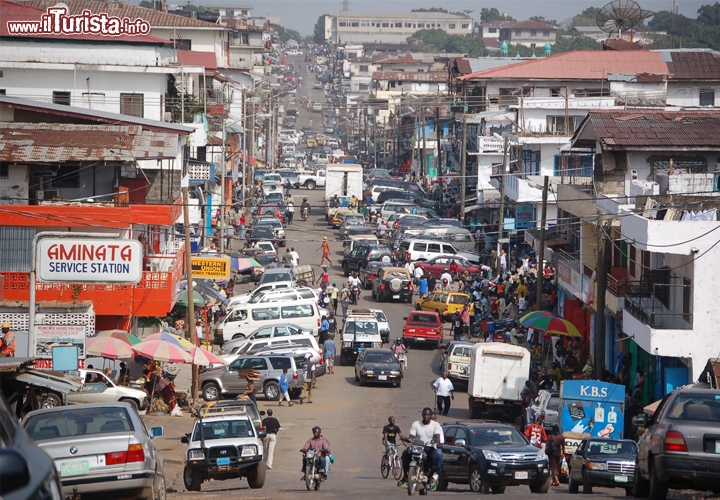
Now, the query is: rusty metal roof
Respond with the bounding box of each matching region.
[0,123,181,162]
[667,51,720,80]
[371,71,447,82]
[0,357,34,372]
[502,20,555,30]
[585,110,720,150]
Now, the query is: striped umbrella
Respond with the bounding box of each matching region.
[143,332,195,350]
[187,347,225,367]
[87,336,135,360]
[519,311,560,327]
[524,316,582,337]
[97,330,142,345]
[133,340,192,363]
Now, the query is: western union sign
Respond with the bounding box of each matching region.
[191,257,230,279]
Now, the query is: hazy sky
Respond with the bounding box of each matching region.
[190,0,707,35]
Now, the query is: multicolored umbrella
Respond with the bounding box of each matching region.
[176,289,207,308]
[187,347,225,367]
[87,336,135,359]
[524,316,582,337]
[143,332,195,350]
[230,257,260,272]
[519,311,560,327]
[133,339,192,363]
[96,329,142,345]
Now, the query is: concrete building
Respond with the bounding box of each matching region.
[498,20,556,48]
[324,11,473,43]
[477,20,512,49]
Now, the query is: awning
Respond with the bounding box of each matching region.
[464,204,482,213]
[14,370,83,395]
[463,110,513,124]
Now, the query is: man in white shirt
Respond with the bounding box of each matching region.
[413,265,424,284]
[398,407,443,490]
[347,272,361,288]
[440,269,453,291]
[433,372,455,416]
[290,247,300,267]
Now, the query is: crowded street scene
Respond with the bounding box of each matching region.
[2,0,720,499]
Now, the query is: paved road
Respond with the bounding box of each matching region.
[147,60,639,499]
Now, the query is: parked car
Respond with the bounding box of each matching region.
[568,437,637,495]
[415,255,481,278]
[255,204,283,222]
[416,291,475,321]
[63,369,148,412]
[341,243,395,276]
[360,261,393,289]
[437,421,550,493]
[633,388,720,499]
[219,324,309,355]
[23,402,165,500]
[401,311,443,349]
[440,340,473,385]
[371,266,413,303]
[526,390,560,431]
[354,348,402,387]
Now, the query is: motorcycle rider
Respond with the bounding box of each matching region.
[398,407,442,491]
[392,338,408,369]
[301,197,311,218]
[300,426,331,480]
[348,272,361,304]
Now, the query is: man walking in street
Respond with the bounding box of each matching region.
[339,284,350,319]
[300,353,315,404]
[290,247,300,267]
[262,409,281,469]
[324,334,336,375]
[330,283,339,311]
[278,368,294,407]
[282,248,294,268]
[433,371,454,416]
[317,236,332,266]
[239,213,246,240]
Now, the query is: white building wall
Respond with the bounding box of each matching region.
[667,82,720,107]
[151,28,227,65]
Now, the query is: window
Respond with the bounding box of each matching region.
[441,244,457,253]
[53,165,80,188]
[394,22,402,28]
[428,243,441,253]
[629,245,637,278]
[544,30,550,36]
[531,30,537,36]
[360,20,369,27]
[417,23,425,28]
[0,163,7,179]
[405,22,412,28]
[461,23,469,29]
[281,304,314,319]
[338,22,347,27]
[251,307,280,321]
[546,115,578,134]
[488,27,496,33]
[120,93,143,118]
[449,23,456,29]
[269,357,292,370]
[651,158,706,173]
[53,91,71,106]
[515,29,522,35]
[171,38,191,50]
[0,90,5,96]
[350,22,359,27]
[550,88,561,97]
[700,90,715,106]
[359,65,369,72]
[253,327,273,339]
[381,22,389,27]
[359,83,369,90]
[683,277,692,322]
[430,23,435,28]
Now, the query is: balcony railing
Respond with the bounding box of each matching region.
[606,267,634,296]
[556,249,581,273]
[623,282,693,330]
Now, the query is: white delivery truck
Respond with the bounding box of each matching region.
[467,343,531,419]
[325,163,363,221]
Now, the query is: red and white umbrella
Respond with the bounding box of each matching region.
[86,336,135,359]
[133,339,192,364]
[187,347,225,367]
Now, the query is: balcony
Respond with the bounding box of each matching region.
[623,282,692,330]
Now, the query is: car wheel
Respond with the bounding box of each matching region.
[183,466,202,491]
[232,333,246,340]
[152,473,166,500]
[529,477,551,493]
[306,181,316,190]
[202,383,220,402]
[343,264,349,277]
[436,472,449,491]
[263,381,280,401]
[491,485,506,494]
[247,461,266,489]
[582,469,593,494]
[42,392,62,408]
[634,463,649,497]
[568,469,579,494]
[648,461,668,500]
[120,398,139,413]
[626,488,635,496]
[339,354,347,366]
[394,380,401,388]
[468,464,489,493]
[355,371,359,382]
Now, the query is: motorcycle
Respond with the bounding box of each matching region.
[303,449,327,491]
[351,285,360,305]
[406,439,431,496]
[301,206,310,220]
[393,351,408,371]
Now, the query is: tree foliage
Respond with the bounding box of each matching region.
[313,14,325,44]
[567,7,602,28]
[529,16,558,26]
[552,35,603,53]
[644,3,720,50]
[407,29,486,56]
[480,8,515,22]
[272,23,302,43]
[412,7,468,17]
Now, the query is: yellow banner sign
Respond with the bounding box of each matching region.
[191,257,230,279]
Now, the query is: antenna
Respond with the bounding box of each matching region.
[341,0,350,11]
[596,0,654,38]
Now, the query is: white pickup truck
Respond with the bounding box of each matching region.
[297,169,326,190]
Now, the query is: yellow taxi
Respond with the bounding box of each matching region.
[416,291,475,320]
[331,209,356,228]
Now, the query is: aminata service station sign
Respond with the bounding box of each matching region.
[37,238,143,284]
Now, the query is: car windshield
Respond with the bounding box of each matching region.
[667,394,720,421]
[585,441,637,457]
[408,313,440,325]
[25,406,133,440]
[345,320,378,337]
[192,420,255,441]
[257,219,281,228]
[469,427,527,446]
[448,294,469,304]
[260,271,293,283]
[365,352,396,363]
[385,270,409,279]
[375,311,388,322]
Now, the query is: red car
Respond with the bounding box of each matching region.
[401,311,443,349]
[415,255,480,278]
[257,204,283,222]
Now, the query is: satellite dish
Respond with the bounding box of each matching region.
[596,0,654,35]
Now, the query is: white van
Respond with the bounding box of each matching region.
[215,298,321,344]
[228,287,317,307]
[398,238,480,264]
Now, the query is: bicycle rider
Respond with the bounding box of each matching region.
[383,416,403,457]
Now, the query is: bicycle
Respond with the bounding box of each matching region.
[380,443,403,480]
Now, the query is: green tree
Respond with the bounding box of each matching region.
[529,16,557,26]
[698,2,720,26]
[408,29,486,56]
[138,0,154,8]
[313,14,326,44]
[647,10,694,36]
[551,35,603,54]
[569,7,602,28]
[480,8,515,22]
[272,24,301,43]
[412,7,448,13]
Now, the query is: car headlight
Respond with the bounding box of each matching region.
[342,341,351,347]
[363,370,374,375]
[588,461,607,471]
[188,449,205,460]
[535,450,547,461]
[482,450,503,461]
[390,371,400,375]
[242,446,258,457]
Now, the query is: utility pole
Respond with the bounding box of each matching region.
[372,114,377,167]
[497,135,509,274]
[220,117,226,254]
[536,175,549,310]
[436,107,442,189]
[182,184,198,402]
[421,113,426,180]
[241,89,246,212]
[594,222,609,380]
[460,113,467,219]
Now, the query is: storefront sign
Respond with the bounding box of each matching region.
[35,325,86,359]
[191,257,230,279]
[515,204,534,229]
[37,238,142,284]
[557,262,573,285]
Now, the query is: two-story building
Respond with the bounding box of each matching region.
[498,20,556,48]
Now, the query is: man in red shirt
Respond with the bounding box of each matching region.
[300,426,331,480]
[524,420,547,448]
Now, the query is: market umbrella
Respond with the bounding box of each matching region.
[133,339,192,363]
[519,311,560,327]
[143,332,195,350]
[187,347,225,367]
[194,284,226,304]
[175,289,207,308]
[230,257,260,272]
[524,316,582,337]
[87,336,135,359]
[96,329,142,345]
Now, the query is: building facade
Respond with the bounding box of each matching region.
[324,11,473,43]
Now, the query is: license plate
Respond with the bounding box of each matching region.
[379,375,387,380]
[393,295,400,299]
[614,475,628,483]
[514,471,529,480]
[416,338,425,342]
[61,459,89,477]
[216,457,231,466]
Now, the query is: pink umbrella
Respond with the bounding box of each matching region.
[133,340,192,363]
[187,347,225,367]
[87,336,135,359]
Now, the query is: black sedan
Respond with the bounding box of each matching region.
[568,437,636,495]
[354,349,402,387]
[359,261,394,289]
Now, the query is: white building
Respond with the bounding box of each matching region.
[324,11,473,43]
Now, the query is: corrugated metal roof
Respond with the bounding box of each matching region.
[459,50,668,81]
[15,370,84,393]
[376,52,434,64]
[18,0,224,27]
[178,50,217,70]
[0,357,34,372]
[667,51,720,80]
[371,71,446,82]
[0,123,180,162]
[503,20,555,30]
[586,110,720,149]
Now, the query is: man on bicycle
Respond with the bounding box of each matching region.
[382,416,403,457]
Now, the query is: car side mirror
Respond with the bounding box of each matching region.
[259,410,266,416]
[632,414,648,426]
[455,439,466,447]
[0,450,30,495]
[403,317,408,321]
[150,427,164,439]
[258,430,267,439]
[181,434,189,444]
